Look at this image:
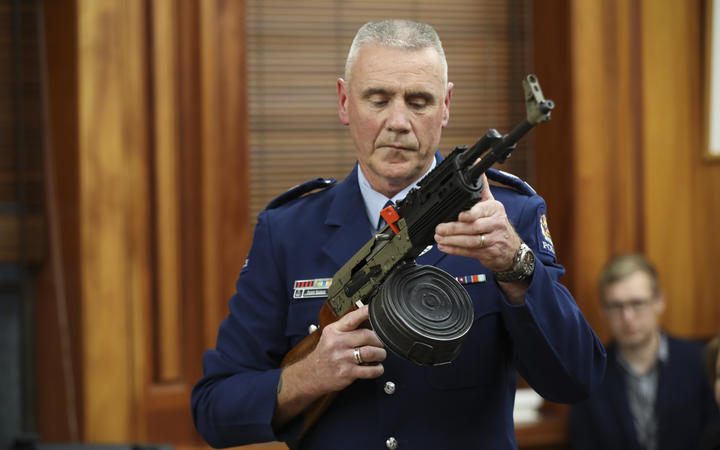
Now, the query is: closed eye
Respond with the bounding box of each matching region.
[406,92,434,109]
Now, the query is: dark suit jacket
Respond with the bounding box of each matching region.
[569,336,719,450]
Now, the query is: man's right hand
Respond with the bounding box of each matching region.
[273,305,386,427]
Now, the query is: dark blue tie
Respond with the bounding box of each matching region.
[377,200,395,231]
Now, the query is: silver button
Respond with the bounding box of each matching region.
[383,381,396,395]
[385,437,398,449]
[307,324,318,334]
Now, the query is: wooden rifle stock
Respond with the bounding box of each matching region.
[280,301,342,440]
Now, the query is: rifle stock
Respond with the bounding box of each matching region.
[281,302,338,367]
[279,74,554,441]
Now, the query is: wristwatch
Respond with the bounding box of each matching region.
[493,242,535,282]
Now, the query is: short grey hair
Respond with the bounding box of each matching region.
[598,253,660,300]
[344,19,448,85]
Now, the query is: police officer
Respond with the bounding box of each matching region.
[192,19,606,449]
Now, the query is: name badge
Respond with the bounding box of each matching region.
[293,278,332,299]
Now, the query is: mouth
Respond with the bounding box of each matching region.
[378,143,416,151]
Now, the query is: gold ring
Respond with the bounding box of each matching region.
[353,346,364,365]
[479,234,486,249]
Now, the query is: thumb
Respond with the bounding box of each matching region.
[480,173,494,202]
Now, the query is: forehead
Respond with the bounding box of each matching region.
[349,45,445,93]
[603,270,654,301]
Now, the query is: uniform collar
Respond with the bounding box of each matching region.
[357,157,438,232]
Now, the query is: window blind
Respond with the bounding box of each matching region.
[247,0,533,221]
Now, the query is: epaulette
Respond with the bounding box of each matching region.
[265,177,337,210]
[486,168,536,196]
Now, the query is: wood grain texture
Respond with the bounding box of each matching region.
[535,0,720,343]
[199,0,251,350]
[78,0,151,441]
[641,0,720,338]
[151,0,183,383]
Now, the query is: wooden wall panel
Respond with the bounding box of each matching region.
[37,0,83,441]
[535,0,720,343]
[40,0,250,447]
[142,0,250,444]
[151,0,183,384]
[641,0,720,338]
[77,0,151,440]
[641,0,696,333]
[199,0,251,352]
[535,0,646,341]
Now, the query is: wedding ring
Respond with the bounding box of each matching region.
[479,234,486,249]
[353,346,364,365]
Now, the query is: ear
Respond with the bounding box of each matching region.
[337,78,350,125]
[655,292,667,315]
[441,82,453,128]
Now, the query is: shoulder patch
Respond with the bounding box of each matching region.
[537,211,556,257]
[486,168,536,196]
[265,177,337,210]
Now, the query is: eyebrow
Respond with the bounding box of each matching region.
[361,88,393,99]
[361,88,436,104]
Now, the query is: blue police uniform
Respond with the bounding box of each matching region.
[191,154,607,449]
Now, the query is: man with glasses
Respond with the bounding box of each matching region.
[569,253,718,450]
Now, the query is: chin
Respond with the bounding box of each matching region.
[621,333,650,349]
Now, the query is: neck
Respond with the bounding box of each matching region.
[619,331,660,375]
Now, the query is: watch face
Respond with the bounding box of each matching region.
[519,244,535,275]
[523,249,535,265]
[494,243,535,282]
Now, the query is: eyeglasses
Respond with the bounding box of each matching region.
[602,297,656,316]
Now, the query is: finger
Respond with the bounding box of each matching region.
[353,345,388,365]
[479,173,494,202]
[435,212,490,238]
[435,242,480,259]
[347,327,385,349]
[436,230,492,254]
[458,184,495,223]
[457,201,492,224]
[334,304,370,332]
[353,363,385,380]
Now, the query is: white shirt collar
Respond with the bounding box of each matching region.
[357,157,437,232]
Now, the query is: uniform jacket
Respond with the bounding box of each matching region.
[192,156,607,450]
[569,336,719,450]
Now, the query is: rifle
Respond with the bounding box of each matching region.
[281,74,554,439]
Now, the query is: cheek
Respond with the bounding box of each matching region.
[352,113,381,139]
[416,112,445,139]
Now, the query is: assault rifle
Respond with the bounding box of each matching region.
[281,74,554,439]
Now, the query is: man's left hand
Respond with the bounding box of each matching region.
[434,173,521,272]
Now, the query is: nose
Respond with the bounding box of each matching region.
[386,100,411,133]
[620,305,637,321]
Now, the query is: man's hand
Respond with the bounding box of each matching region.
[433,173,529,304]
[273,305,386,427]
[305,305,387,393]
[434,173,520,270]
